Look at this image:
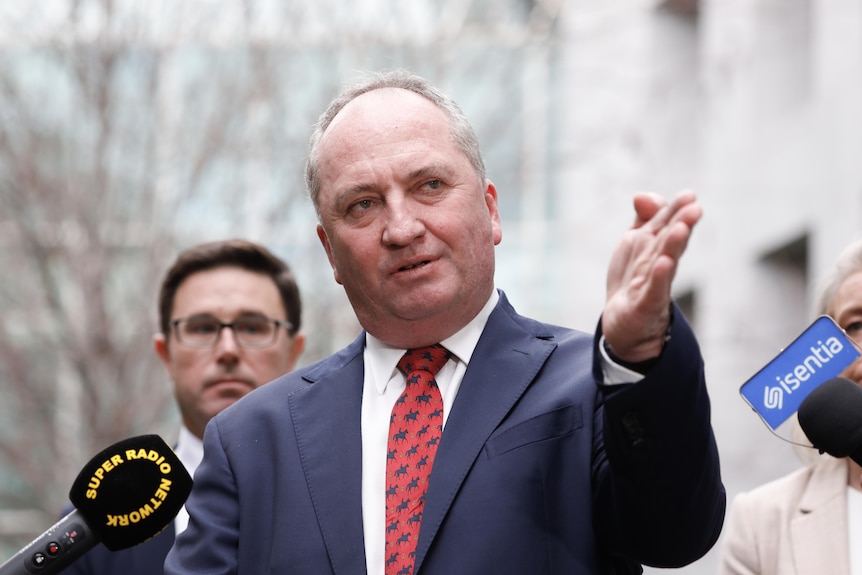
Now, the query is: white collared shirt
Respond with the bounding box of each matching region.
[172,425,203,535]
[849,485,862,575]
[360,290,643,575]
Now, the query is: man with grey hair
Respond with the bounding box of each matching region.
[167,70,724,575]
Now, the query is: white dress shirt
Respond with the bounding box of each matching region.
[361,290,643,575]
[172,425,203,535]
[849,486,862,575]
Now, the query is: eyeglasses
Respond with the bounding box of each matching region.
[170,315,293,349]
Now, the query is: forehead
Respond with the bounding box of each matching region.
[173,266,285,318]
[331,87,447,131]
[316,88,465,189]
[322,88,453,153]
[833,271,862,312]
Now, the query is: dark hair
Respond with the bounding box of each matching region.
[157,239,301,337]
[305,69,486,216]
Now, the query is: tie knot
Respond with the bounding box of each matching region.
[397,344,451,378]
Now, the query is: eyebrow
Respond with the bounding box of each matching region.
[332,164,454,205]
[185,311,272,321]
[335,182,377,208]
[407,164,449,181]
[833,304,862,321]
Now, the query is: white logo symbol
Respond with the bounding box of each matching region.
[763,386,783,410]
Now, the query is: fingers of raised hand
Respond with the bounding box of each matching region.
[631,192,666,227]
[636,191,701,261]
[638,190,699,232]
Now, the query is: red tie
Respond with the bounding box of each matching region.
[385,345,451,575]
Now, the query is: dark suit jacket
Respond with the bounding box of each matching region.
[166,292,725,574]
[63,522,175,575]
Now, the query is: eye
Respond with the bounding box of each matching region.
[236,318,269,335]
[348,198,376,214]
[423,179,442,191]
[845,321,862,336]
[185,318,219,334]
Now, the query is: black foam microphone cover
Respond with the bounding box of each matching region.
[0,435,192,575]
[798,377,862,466]
[68,434,192,550]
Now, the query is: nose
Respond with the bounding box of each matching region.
[381,197,425,246]
[214,325,241,363]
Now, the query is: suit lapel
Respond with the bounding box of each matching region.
[290,336,368,575]
[412,298,556,573]
[791,457,849,575]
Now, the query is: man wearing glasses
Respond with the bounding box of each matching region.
[65,238,305,575]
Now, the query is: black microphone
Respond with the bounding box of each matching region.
[798,377,862,466]
[0,435,193,575]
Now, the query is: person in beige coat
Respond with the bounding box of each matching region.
[719,238,862,575]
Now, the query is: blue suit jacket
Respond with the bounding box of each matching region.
[166,292,725,574]
[63,522,175,575]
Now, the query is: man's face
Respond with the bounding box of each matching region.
[154,266,304,438]
[314,88,502,348]
[831,270,862,385]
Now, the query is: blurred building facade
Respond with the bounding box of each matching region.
[540,1,862,573]
[1,1,861,573]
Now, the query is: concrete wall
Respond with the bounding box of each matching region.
[541,0,861,572]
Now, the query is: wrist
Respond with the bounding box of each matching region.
[602,306,674,373]
[603,339,661,374]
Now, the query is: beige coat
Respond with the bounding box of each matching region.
[719,456,850,575]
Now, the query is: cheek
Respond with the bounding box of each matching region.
[174,350,206,371]
[457,222,496,263]
[252,350,293,383]
[169,352,212,391]
[333,241,376,282]
[842,358,862,385]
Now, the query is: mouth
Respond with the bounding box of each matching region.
[399,260,431,272]
[206,378,254,390]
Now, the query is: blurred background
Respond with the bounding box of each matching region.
[1,0,860,573]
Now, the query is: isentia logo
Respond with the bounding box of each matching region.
[762,337,846,410]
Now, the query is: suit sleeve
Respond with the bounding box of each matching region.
[164,420,240,575]
[591,304,726,568]
[59,547,95,575]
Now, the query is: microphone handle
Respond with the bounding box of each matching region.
[0,509,96,575]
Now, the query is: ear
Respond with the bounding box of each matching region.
[154,333,171,368]
[288,333,306,369]
[316,223,343,285]
[485,180,502,246]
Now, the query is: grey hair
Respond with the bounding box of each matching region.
[815,237,862,316]
[304,70,486,217]
[792,236,862,465]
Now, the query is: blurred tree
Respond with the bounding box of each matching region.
[0,0,561,556]
[0,26,180,543]
[0,1,319,551]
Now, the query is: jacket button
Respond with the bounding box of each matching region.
[622,411,645,446]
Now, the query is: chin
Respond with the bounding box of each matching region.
[209,382,255,401]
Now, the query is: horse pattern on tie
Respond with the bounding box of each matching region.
[385,345,451,575]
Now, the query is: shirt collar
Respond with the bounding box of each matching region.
[174,425,204,475]
[366,289,500,395]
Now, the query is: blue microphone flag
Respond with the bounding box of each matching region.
[740,315,861,430]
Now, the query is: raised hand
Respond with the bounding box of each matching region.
[601,190,702,364]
